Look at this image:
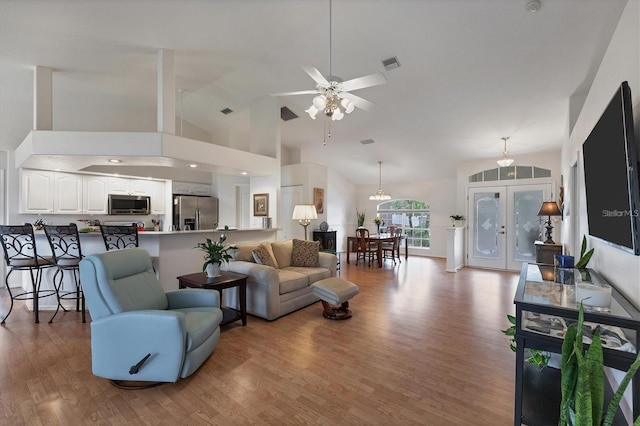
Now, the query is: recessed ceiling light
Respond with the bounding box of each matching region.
[188,164,197,168]
[108,159,121,163]
[241,172,248,175]
[526,0,541,13]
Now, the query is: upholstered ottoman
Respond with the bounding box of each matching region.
[310,277,360,320]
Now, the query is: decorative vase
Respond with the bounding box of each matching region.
[206,263,220,278]
[376,224,381,235]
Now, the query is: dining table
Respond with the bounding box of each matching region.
[346,233,407,268]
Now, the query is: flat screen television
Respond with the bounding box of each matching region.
[582,81,640,255]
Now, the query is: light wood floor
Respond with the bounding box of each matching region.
[0,256,520,425]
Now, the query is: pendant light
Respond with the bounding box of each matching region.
[497,136,515,167]
[369,161,391,200]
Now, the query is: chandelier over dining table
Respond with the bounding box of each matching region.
[369,161,391,201]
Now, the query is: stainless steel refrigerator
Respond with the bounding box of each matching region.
[173,195,219,230]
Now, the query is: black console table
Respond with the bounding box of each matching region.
[312,230,336,251]
[513,263,640,425]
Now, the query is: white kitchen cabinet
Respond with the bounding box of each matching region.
[149,180,166,214]
[172,181,211,196]
[53,172,83,214]
[20,169,168,215]
[129,179,152,195]
[83,175,109,214]
[20,169,54,213]
[108,177,152,196]
[107,177,130,195]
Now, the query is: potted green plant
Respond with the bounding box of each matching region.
[502,315,551,370]
[559,303,640,425]
[357,209,366,228]
[195,225,237,278]
[450,214,465,227]
[575,235,595,269]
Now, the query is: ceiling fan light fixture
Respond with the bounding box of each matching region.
[341,98,355,113]
[313,95,327,110]
[332,108,344,121]
[305,105,319,120]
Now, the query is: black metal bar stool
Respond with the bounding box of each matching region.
[43,223,86,323]
[0,223,56,324]
[100,224,139,251]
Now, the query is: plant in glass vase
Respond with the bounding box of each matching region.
[374,216,384,235]
[195,225,237,278]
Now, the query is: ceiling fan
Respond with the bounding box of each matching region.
[271,0,386,121]
[273,67,386,120]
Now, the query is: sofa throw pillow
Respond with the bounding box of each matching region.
[233,243,259,262]
[291,239,320,267]
[252,244,278,268]
[271,240,293,268]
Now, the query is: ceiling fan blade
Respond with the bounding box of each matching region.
[271,89,320,97]
[302,66,329,86]
[340,73,387,92]
[342,92,376,111]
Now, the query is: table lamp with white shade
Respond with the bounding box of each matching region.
[292,205,318,240]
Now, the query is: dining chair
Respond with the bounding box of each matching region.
[382,234,400,265]
[43,223,86,323]
[0,223,56,324]
[100,224,139,251]
[355,228,377,266]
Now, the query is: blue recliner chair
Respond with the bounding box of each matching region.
[79,248,223,388]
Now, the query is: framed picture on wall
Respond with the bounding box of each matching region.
[313,188,324,214]
[253,193,269,216]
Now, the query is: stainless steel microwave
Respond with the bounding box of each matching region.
[108,194,151,215]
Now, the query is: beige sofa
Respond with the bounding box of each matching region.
[222,240,338,320]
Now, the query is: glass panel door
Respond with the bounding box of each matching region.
[507,186,547,270]
[468,183,552,270]
[468,187,506,269]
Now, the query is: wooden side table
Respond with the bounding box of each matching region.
[177,270,247,326]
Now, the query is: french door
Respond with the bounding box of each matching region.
[467,183,551,270]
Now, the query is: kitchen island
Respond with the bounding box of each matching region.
[25,228,277,310]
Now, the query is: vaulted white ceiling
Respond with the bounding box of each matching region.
[0,0,628,184]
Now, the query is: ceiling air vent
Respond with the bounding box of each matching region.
[360,138,375,145]
[280,106,298,121]
[382,56,401,71]
[220,108,233,115]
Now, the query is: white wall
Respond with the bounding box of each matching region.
[562,0,640,308]
[327,169,357,253]
[214,174,250,227]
